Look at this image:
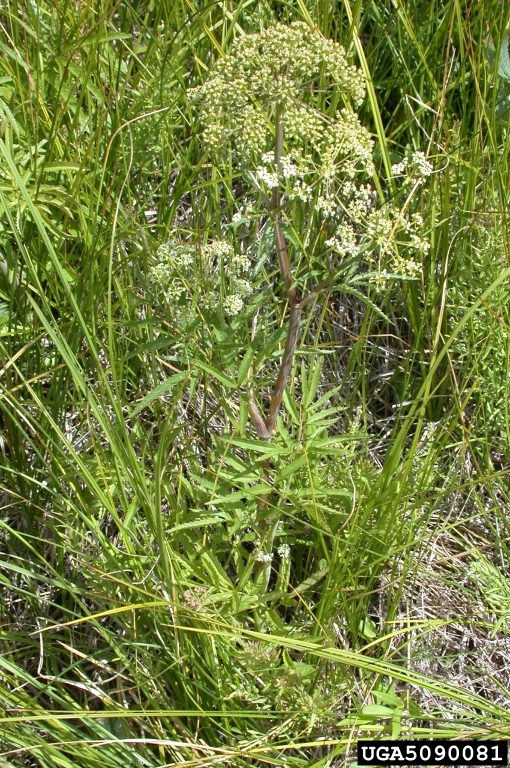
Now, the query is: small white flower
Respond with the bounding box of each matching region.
[391,159,408,176]
[281,155,298,178]
[366,209,392,244]
[255,550,273,564]
[151,236,254,324]
[327,224,358,258]
[347,197,369,222]
[204,240,233,260]
[256,166,279,188]
[409,233,430,254]
[290,180,312,202]
[233,278,252,297]
[232,252,251,272]
[411,150,433,177]
[316,195,336,217]
[393,253,422,278]
[223,294,244,316]
[369,269,390,290]
[341,181,356,198]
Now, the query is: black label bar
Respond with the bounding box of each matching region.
[357,740,508,766]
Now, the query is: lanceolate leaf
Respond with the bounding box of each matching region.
[130,371,189,417]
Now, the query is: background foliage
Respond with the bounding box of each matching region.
[0,0,509,765]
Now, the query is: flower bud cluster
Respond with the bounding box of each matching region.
[190,21,366,162]
[150,237,253,324]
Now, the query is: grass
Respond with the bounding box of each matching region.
[0,0,509,765]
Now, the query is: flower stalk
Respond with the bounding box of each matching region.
[249,104,304,590]
[249,104,303,444]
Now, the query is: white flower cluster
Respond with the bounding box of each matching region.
[369,269,391,290]
[326,224,358,258]
[366,204,430,289]
[365,209,392,245]
[316,195,336,217]
[325,108,374,176]
[150,241,196,324]
[190,21,366,162]
[280,156,299,179]
[253,128,373,216]
[150,237,253,323]
[318,173,431,284]
[255,165,279,189]
[231,201,256,226]
[392,253,422,278]
[255,150,309,200]
[255,549,273,564]
[248,153,430,282]
[188,23,434,295]
[391,150,434,185]
[289,177,313,202]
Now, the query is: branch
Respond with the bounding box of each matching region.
[249,398,271,440]
[264,299,301,435]
[249,102,303,440]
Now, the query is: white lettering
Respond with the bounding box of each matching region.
[376,747,389,761]
[389,746,405,762]
[360,746,375,761]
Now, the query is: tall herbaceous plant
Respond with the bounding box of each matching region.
[150,22,431,593]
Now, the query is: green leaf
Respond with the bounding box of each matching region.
[361,704,395,718]
[289,661,315,682]
[169,514,231,533]
[282,389,300,425]
[359,617,377,640]
[206,484,272,505]
[130,371,189,417]
[192,359,237,388]
[237,346,254,386]
[42,162,81,172]
[125,337,176,359]
[303,356,323,409]
[294,567,329,594]
[373,690,405,709]
[498,34,510,80]
[229,437,288,456]
[275,453,307,480]
[239,393,248,435]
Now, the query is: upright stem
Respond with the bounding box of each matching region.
[250,103,302,442]
[264,300,301,435]
[250,103,304,591]
[271,103,284,211]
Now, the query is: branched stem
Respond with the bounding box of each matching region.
[271,103,284,211]
[250,103,304,590]
[250,103,302,443]
[265,294,301,435]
